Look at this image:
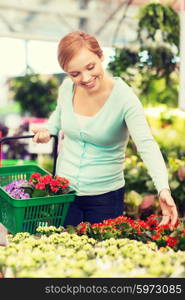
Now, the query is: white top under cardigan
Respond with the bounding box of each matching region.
[44,77,170,196]
[75,113,91,129]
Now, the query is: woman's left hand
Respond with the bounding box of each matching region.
[158,189,178,230]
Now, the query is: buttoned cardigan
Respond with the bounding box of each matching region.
[45,77,170,195]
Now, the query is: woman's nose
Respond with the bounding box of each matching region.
[81,72,91,83]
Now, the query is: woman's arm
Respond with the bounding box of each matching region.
[123,86,178,229]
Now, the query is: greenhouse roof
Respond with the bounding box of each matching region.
[0,0,181,46]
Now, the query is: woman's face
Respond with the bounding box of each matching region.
[65,47,104,92]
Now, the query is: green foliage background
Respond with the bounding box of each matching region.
[108,2,180,107]
[10,74,60,118]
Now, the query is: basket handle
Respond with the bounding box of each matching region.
[0,134,58,176]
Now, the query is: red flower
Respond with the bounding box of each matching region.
[41,175,52,185]
[50,179,61,187]
[166,236,178,247]
[50,186,59,192]
[55,176,70,185]
[29,173,70,195]
[35,183,45,190]
[76,222,89,234]
[151,233,161,240]
[66,214,185,252]
[30,173,41,180]
[146,214,160,229]
[31,172,41,179]
[137,220,149,229]
[61,184,68,189]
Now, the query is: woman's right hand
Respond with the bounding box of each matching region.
[32,127,51,143]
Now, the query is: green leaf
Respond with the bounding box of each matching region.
[32,189,48,198]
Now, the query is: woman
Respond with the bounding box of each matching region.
[32,31,178,229]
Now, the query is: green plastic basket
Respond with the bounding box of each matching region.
[0,165,76,234]
[1,159,38,166]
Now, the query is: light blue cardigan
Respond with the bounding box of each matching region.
[45,77,170,195]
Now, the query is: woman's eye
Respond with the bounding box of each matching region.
[88,65,95,70]
[70,73,79,77]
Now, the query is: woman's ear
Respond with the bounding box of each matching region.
[100,54,104,62]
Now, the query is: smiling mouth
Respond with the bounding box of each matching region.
[81,77,97,88]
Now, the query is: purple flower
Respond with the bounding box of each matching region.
[3,179,31,199]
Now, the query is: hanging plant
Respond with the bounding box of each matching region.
[108,2,179,107]
[139,45,177,77]
[108,47,138,76]
[10,74,60,118]
[138,3,180,49]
